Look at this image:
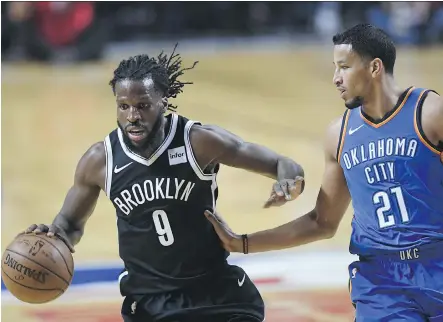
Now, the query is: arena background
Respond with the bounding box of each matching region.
[2,2,443,321]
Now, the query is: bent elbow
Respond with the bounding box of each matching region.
[321,226,337,239]
[311,209,338,239]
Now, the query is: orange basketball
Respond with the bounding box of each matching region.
[1,234,74,304]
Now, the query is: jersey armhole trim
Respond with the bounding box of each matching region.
[118,270,128,284]
[336,109,350,163]
[184,121,216,181]
[104,136,113,197]
[413,89,442,154]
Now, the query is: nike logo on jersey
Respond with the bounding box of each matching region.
[238,274,246,287]
[348,124,364,135]
[168,146,187,166]
[114,162,133,174]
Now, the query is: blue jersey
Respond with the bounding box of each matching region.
[338,86,443,256]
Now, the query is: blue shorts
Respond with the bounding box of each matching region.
[349,243,443,321]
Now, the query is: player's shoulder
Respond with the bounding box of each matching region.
[187,123,243,167]
[420,90,443,140]
[422,90,441,108]
[325,112,348,160]
[327,113,346,136]
[421,90,442,120]
[189,123,242,148]
[84,142,106,162]
[177,113,234,139]
[75,142,106,182]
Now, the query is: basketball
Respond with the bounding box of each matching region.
[1,234,74,304]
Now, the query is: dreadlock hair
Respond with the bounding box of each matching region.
[109,44,198,111]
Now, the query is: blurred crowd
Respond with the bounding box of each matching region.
[2,1,443,63]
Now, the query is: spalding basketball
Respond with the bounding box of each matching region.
[1,234,74,304]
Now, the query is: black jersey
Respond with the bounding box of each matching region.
[103,113,229,295]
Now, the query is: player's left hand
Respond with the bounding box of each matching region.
[263,176,304,208]
[204,210,242,253]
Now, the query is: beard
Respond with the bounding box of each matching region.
[117,112,166,157]
[345,96,364,110]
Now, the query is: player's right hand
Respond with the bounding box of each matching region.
[204,210,243,253]
[22,224,75,253]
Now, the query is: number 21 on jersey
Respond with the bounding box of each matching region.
[373,186,410,228]
[152,210,175,246]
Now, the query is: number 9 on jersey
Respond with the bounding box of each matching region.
[152,210,175,246]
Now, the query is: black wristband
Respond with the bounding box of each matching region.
[242,234,248,254]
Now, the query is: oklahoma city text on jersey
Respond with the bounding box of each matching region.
[341,137,418,184]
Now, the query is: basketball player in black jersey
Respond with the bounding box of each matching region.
[23,46,305,322]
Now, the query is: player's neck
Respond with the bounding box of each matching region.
[361,76,403,120]
[140,118,167,158]
[142,129,166,158]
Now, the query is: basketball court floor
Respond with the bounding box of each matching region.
[2,46,442,321]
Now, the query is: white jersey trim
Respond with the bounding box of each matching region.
[104,136,113,197]
[117,113,178,167]
[184,121,216,181]
[211,174,218,211]
[118,270,128,284]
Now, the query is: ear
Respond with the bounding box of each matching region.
[162,97,168,112]
[370,58,383,78]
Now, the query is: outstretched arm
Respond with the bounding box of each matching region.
[25,142,105,251]
[192,124,304,180]
[205,116,351,252]
[190,124,305,205]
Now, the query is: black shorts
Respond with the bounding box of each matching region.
[121,265,265,322]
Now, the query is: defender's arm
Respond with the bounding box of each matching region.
[245,120,351,252]
[205,116,351,252]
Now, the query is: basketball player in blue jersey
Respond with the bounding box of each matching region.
[22,45,305,322]
[206,24,443,321]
